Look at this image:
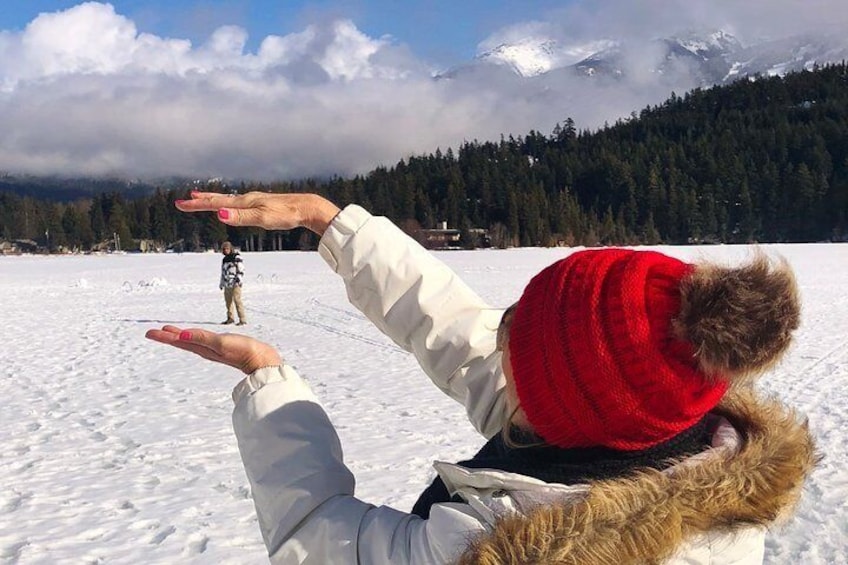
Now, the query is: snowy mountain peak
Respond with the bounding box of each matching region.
[445,28,848,88]
[475,38,560,77]
[475,37,618,77]
[666,29,743,59]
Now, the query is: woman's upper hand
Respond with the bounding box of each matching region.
[145,325,282,375]
[176,192,341,236]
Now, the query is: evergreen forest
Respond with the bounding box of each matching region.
[2,62,848,252]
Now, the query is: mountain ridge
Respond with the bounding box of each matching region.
[447,29,848,86]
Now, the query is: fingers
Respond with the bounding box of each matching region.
[144,326,182,343]
[176,194,236,213]
[217,206,263,228]
[145,326,217,351]
[145,325,281,374]
[175,191,271,229]
[175,191,258,212]
[176,328,223,354]
[174,191,331,233]
[145,326,229,363]
[188,191,223,199]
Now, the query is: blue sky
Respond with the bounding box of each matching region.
[0,0,569,65]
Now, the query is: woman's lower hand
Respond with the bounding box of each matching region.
[175,192,341,236]
[145,325,282,375]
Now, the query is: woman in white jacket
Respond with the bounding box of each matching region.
[147,192,817,565]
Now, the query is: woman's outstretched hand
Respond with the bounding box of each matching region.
[175,192,341,236]
[145,326,281,375]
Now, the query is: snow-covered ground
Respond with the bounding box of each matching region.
[1,244,846,564]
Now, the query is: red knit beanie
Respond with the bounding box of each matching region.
[508,248,728,451]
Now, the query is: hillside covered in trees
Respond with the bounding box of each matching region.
[2,63,848,252]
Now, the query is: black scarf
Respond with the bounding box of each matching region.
[411,417,711,519]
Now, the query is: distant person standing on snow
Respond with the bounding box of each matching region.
[220,241,246,326]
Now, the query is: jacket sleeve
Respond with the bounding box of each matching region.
[220,261,226,289]
[235,255,244,286]
[317,205,509,438]
[232,366,489,564]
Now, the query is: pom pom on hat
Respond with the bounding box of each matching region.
[508,249,800,451]
[675,254,800,381]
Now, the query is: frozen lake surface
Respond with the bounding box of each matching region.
[1,243,846,563]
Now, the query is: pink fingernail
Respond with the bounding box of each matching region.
[179,331,192,341]
[190,190,200,197]
[175,199,186,205]
[218,209,230,220]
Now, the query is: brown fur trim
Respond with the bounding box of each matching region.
[674,253,801,381]
[457,389,818,565]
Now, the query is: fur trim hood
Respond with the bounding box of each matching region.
[458,388,818,565]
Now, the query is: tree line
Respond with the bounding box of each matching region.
[2,62,848,252]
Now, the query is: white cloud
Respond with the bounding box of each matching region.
[318,20,389,81]
[0,1,845,180]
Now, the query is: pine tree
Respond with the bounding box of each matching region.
[90,195,107,242]
[150,189,176,245]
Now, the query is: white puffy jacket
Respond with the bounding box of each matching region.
[230,205,816,565]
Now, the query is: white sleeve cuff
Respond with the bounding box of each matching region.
[232,365,298,404]
[317,204,372,273]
